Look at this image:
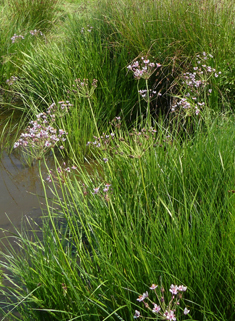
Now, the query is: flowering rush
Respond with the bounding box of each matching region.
[11,33,24,43]
[127,57,161,80]
[13,101,71,160]
[73,78,98,98]
[6,76,18,86]
[134,282,190,320]
[46,162,77,183]
[30,29,44,36]
[92,183,112,197]
[172,52,220,116]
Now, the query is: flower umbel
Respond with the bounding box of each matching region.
[73,78,98,98]
[171,51,220,117]
[127,57,161,80]
[13,101,70,162]
[134,281,190,320]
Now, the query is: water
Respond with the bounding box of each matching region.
[0,107,45,237]
[0,150,55,238]
[0,109,58,237]
[0,108,62,318]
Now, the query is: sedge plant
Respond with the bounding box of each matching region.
[1,112,235,320]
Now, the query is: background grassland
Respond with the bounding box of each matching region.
[1,0,235,154]
[0,0,235,320]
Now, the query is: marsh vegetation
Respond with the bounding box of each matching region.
[0,0,235,320]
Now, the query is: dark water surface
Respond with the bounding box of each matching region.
[0,109,58,239]
[0,150,54,238]
[0,110,61,318]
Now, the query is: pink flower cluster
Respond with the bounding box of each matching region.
[11,29,44,44]
[81,25,93,33]
[127,57,161,80]
[86,131,115,149]
[172,52,221,116]
[6,76,18,86]
[171,97,202,115]
[29,29,44,36]
[92,183,111,195]
[138,89,162,100]
[11,33,24,43]
[169,284,187,295]
[134,282,190,320]
[91,184,112,202]
[13,101,71,160]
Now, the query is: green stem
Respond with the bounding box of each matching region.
[38,158,76,278]
[88,97,100,139]
[137,80,143,127]
[146,79,151,127]
[138,157,150,218]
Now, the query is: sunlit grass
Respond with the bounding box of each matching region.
[1,115,235,320]
[0,1,235,320]
[1,0,234,149]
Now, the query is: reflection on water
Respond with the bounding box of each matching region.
[0,150,54,236]
[0,109,62,238]
[0,150,55,319]
[0,109,65,318]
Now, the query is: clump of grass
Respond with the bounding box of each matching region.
[5,0,234,159]
[1,115,235,320]
[0,108,30,151]
[6,0,60,31]
[0,0,61,93]
[1,1,235,320]
[0,15,47,91]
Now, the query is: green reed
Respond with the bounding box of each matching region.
[1,1,235,320]
[1,114,235,320]
[1,0,233,156]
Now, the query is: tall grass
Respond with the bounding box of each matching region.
[0,109,27,150]
[0,0,63,141]
[1,115,235,320]
[8,0,235,108]
[6,0,60,30]
[1,1,235,320]
[2,0,232,157]
[0,0,63,90]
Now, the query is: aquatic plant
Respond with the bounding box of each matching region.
[6,0,60,30]
[1,1,235,321]
[13,101,71,163]
[10,33,24,43]
[134,283,190,320]
[3,115,235,320]
[171,52,221,117]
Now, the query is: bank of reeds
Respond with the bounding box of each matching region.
[1,115,235,320]
[1,0,235,153]
[1,1,235,320]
